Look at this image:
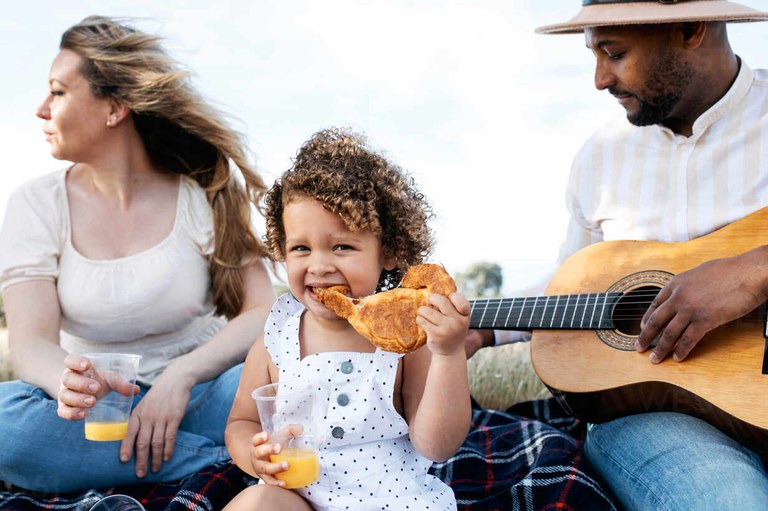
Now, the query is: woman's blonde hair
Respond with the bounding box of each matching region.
[60,15,269,318]
[265,127,434,290]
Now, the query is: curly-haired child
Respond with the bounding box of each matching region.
[224,127,470,510]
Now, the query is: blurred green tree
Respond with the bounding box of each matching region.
[455,261,503,298]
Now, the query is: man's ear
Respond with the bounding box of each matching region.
[680,21,706,49]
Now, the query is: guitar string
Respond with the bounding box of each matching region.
[469,296,766,322]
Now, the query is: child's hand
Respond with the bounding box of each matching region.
[249,431,291,487]
[417,292,471,356]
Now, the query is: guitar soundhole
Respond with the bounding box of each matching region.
[612,285,660,336]
[598,270,673,351]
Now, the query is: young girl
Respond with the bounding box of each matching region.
[224,128,471,510]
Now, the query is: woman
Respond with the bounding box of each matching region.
[0,15,275,492]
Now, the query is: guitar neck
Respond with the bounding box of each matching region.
[469,293,622,330]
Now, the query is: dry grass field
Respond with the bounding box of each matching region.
[0,327,549,406]
[468,341,551,409]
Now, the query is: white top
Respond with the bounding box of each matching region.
[0,169,226,384]
[264,294,456,511]
[561,60,768,258]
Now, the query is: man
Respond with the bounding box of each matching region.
[521,1,768,509]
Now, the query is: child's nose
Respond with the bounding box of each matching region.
[308,254,335,275]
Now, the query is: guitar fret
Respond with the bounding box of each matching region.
[478,299,489,328]
[589,292,598,328]
[571,294,580,328]
[503,298,514,329]
[530,297,539,328]
[491,299,502,330]
[598,294,608,328]
[540,296,551,328]
[579,293,589,328]
[550,295,560,328]
[560,295,569,328]
[516,297,527,328]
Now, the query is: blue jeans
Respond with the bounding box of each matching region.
[585,412,768,510]
[0,363,243,493]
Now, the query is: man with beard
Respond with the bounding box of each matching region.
[468,1,768,510]
[539,2,768,510]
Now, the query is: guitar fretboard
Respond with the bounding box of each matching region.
[469,293,622,330]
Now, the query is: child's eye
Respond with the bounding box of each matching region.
[288,245,309,253]
[50,89,64,96]
[334,244,354,251]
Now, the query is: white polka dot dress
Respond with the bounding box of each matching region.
[263,294,457,511]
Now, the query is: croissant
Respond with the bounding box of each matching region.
[315,263,457,353]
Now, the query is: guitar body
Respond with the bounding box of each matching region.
[530,207,768,457]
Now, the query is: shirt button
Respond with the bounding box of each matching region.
[337,393,350,406]
[340,361,353,374]
[332,426,345,439]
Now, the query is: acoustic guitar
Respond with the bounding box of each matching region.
[468,206,768,457]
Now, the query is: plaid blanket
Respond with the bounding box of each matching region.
[0,398,617,511]
[431,398,618,511]
[0,462,254,511]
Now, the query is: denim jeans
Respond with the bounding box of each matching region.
[0,363,243,493]
[585,412,768,510]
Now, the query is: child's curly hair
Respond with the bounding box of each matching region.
[265,127,434,290]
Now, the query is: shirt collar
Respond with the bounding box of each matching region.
[689,58,754,137]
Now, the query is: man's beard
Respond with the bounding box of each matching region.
[627,92,682,126]
[615,49,693,127]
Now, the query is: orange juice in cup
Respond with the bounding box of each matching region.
[84,353,141,441]
[270,445,321,489]
[85,420,129,441]
[252,381,325,488]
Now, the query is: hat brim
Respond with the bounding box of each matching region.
[536,0,768,35]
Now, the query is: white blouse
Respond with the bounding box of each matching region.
[0,169,226,384]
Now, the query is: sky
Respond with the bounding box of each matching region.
[1,1,766,295]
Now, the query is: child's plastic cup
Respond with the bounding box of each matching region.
[83,353,141,442]
[252,381,324,488]
[89,494,145,511]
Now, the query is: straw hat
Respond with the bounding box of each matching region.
[536,0,768,35]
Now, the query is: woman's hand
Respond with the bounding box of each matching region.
[57,353,138,420]
[119,365,192,478]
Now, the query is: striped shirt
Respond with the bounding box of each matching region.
[560,60,768,262]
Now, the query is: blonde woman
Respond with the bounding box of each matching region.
[0,16,275,492]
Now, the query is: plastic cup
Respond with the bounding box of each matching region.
[89,494,145,511]
[252,381,324,488]
[84,353,141,442]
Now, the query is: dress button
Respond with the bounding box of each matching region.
[337,393,350,406]
[332,426,345,439]
[340,361,354,374]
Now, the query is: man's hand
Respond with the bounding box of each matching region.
[464,329,494,359]
[636,249,768,363]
